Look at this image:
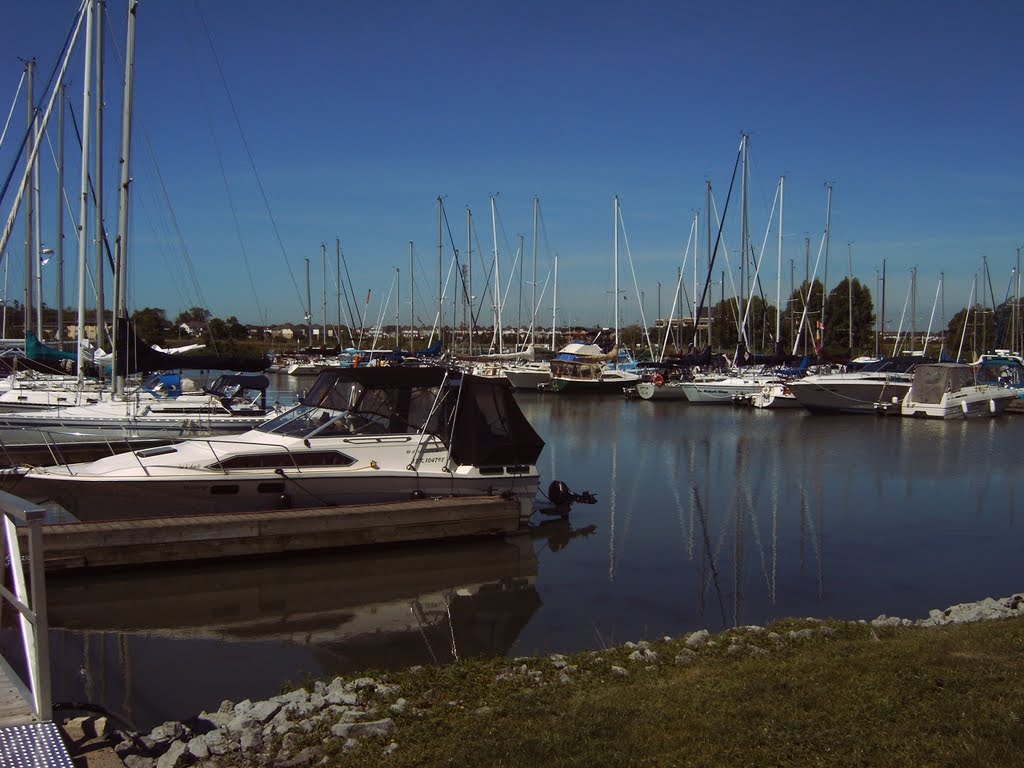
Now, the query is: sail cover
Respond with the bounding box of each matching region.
[114,319,270,375]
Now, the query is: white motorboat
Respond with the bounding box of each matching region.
[0,374,276,461]
[679,370,780,404]
[895,363,1017,419]
[2,366,545,522]
[788,358,918,415]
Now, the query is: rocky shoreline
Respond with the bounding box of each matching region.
[62,592,1024,768]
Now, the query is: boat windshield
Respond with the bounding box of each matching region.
[257,377,449,438]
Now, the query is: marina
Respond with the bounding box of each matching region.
[1,377,1020,733]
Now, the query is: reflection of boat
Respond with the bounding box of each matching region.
[2,366,544,522]
[49,536,541,732]
[895,363,1017,419]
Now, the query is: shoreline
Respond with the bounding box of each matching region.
[61,591,1024,767]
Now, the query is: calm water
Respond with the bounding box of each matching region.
[21,376,1024,731]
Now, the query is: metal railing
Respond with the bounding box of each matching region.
[0,490,51,722]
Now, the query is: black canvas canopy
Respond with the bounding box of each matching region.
[114,319,270,376]
[301,366,545,467]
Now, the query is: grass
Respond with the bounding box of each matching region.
[293,618,1024,768]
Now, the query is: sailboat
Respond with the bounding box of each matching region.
[548,197,639,395]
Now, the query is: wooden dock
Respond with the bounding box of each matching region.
[27,495,527,570]
[0,660,36,727]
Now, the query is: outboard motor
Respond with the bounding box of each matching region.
[546,480,597,516]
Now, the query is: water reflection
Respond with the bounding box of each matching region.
[47,536,539,731]
[514,395,1024,651]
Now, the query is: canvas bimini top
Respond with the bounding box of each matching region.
[281,365,546,468]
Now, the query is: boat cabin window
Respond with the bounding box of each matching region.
[211,451,357,469]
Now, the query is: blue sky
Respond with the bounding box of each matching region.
[1,0,1021,336]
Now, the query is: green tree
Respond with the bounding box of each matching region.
[132,307,167,343]
[779,279,825,356]
[224,316,248,340]
[822,278,875,356]
[945,304,998,361]
[174,307,211,326]
[208,317,227,339]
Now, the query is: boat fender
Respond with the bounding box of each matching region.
[653,374,665,387]
[962,400,970,414]
[990,399,997,414]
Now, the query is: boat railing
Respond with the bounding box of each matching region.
[0,490,52,722]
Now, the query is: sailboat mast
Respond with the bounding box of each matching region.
[408,240,413,349]
[705,180,712,348]
[776,175,784,351]
[466,208,472,355]
[614,195,619,352]
[75,0,95,384]
[821,183,832,336]
[437,196,443,347]
[56,82,66,346]
[94,0,105,354]
[32,68,43,338]
[395,266,400,348]
[693,211,699,342]
[847,241,854,353]
[23,58,34,338]
[739,134,748,349]
[552,253,558,350]
[531,196,538,349]
[113,0,137,395]
[304,256,311,346]
[321,242,327,345]
[490,196,502,354]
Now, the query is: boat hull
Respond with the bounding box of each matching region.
[788,380,911,415]
[635,382,688,401]
[3,464,540,523]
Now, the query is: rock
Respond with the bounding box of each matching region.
[196,711,232,730]
[787,628,815,640]
[389,698,408,715]
[250,700,282,724]
[155,741,189,768]
[675,649,697,664]
[275,746,320,768]
[473,706,493,716]
[331,718,395,739]
[238,727,263,753]
[217,700,234,714]
[685,630,710,648]
[353,677,378,691]
[149,721,188,745]
[382,742,399,756]
[202,729,231,756]
[628,649,658,663]
[325,690,360,706]
[559,672,573,684]
[123,756,157,768]
[185,735,209,761]
[610,666,629,678]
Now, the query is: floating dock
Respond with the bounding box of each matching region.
[27,495,527,571]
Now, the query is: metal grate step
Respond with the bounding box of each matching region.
[0,722,75,768]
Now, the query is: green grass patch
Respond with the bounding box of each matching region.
[283,618,1024,768]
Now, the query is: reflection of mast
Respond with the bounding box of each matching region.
[691,479,727,628]
[608,438,617,582]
